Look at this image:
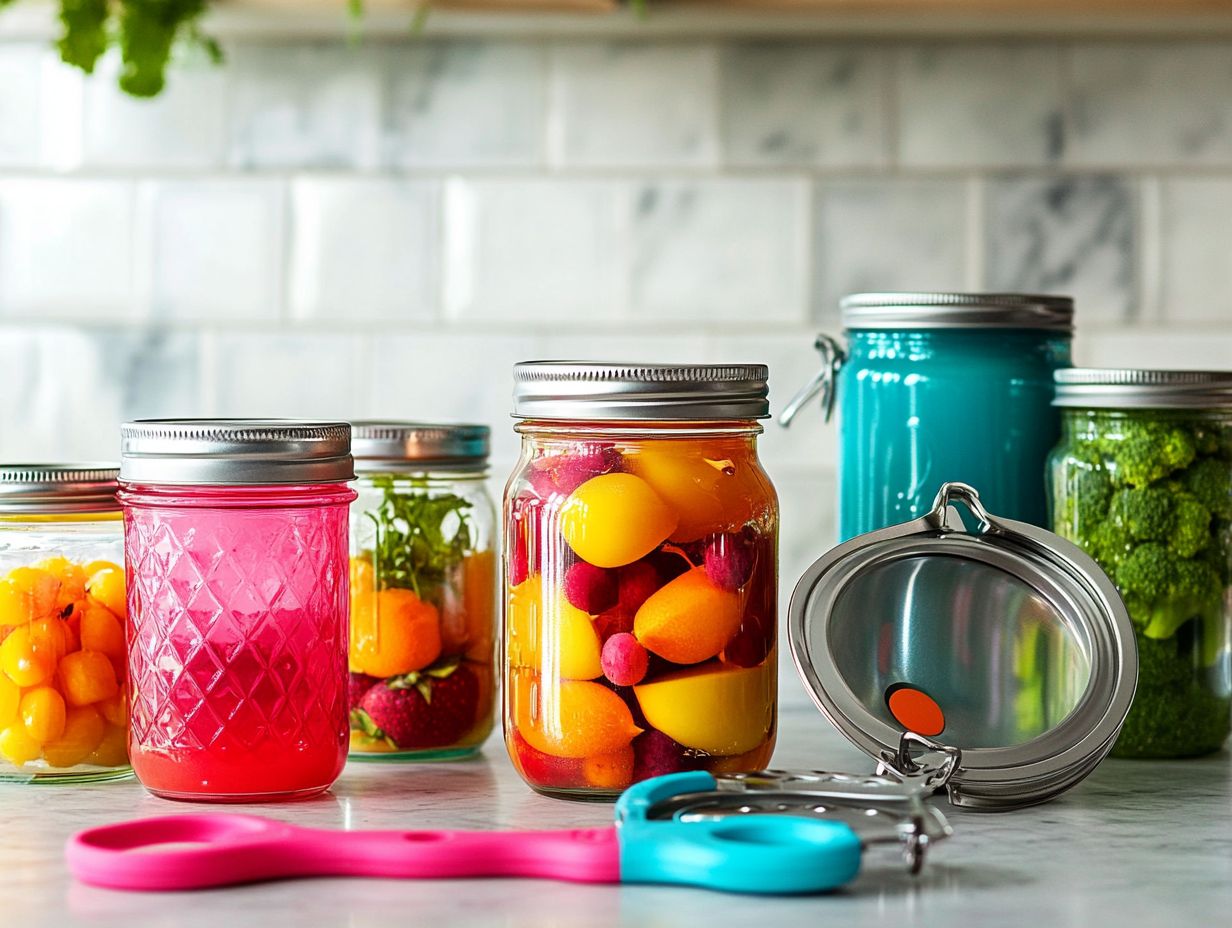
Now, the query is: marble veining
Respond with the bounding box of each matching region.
[3,706,1228,927]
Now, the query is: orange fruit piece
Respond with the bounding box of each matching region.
[511,671,641,759]
[559,474,678,569]
[58,650,119,707]
[0,724,42,766]
[350,588,441,678]
[80,605,125,661]
[29,615,69,663]
[633,566,743,665]
[34,557,88,612]
[0,625,57,687]
[0,674,19,728]
[20,686,67,744]
[99,691,128,727]
[85,724,128,767]
[42,706,105,768]
[582,745,635,791]
[0,567,60,625]
[85,567,126,620]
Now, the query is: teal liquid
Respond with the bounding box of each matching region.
[838,329,1071,541]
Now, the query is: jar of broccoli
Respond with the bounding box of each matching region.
[1049,370,1232,758]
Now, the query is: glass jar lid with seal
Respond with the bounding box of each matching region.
[788,481,1137,811]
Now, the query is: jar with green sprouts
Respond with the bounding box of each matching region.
[1049,370,1232,758]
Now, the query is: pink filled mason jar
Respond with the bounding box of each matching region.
[118,420,355,802]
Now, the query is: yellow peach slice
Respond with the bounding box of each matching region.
[511,671,641,759]
[507,579,602,680]
[627,443,762,542]
[633,567,743,664]
[560,474,677,568]
[634,660,775,756]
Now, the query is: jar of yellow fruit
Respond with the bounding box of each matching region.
[504,363,779,798]
[347,424,496,760]
[0,465,130,783]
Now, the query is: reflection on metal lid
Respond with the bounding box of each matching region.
[788,482,1137,811]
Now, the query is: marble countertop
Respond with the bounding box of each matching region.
[3,704,1229,927]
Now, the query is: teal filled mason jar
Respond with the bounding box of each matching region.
[782,293,1073,541]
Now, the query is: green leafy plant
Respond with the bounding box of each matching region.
[362,476,473,604]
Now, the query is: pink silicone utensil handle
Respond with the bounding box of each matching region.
[67,815,622,891]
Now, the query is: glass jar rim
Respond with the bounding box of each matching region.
[0,464,120,515]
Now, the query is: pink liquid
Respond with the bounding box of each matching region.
[121,484,352,801]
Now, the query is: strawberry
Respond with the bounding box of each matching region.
[353,659,479,750]
[348,672,379,712]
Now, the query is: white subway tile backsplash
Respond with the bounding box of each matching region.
[385,41,546,168]
[813,178,968,320]
[983,174,1135,323]
[443,177,630,323]
[0,179,135,319]
[139,179,285,322]
[81,51,228,169]
[289,177,439,323]
[366,332,538,467]
[629,178,809,324]
[1068,43,1232,168]
[719,43,887,168]
[228,43,382,170]
[211,332,364,419]
[1157,178,1232,324]
[896,43,1064,168]
[0,45,44,167]
[0,327,202,460]
[1076,329,1232,369]
[549,41,719,168]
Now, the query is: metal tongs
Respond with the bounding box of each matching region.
[644,732,960,876]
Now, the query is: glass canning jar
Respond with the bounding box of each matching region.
[347,422,496,760]
[119,420,356,801]
[0,465,130,783]
[1049,370,1232,758]
[504,362,779,799]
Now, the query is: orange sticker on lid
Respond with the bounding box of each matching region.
[885,683,945,737]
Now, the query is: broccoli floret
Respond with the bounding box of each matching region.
[1103,420,1197,487]
[1170,495,1212,558]
[1112,625,1231,758]
[1108,486,1174,540]
[1181,457,1232,520]
[1119,544,1222,639]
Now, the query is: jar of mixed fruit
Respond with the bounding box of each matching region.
[1049,370,1232,758]
[504,363,778,798]
[0,465,130,783]
[347,423,496,760]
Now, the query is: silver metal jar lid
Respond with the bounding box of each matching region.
[512,361,770,420]
[788,482,1137,812]
[351,421,490,473]
[840,292,1074,332]
[119,420,353,486]
[1054,368,1232,409]
[0,464,120,514]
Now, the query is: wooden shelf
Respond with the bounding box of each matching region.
[5,0,1232,40]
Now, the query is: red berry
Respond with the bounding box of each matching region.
[562,562,618,615]
[510,729,585,788]
[507,496,543,586]
[723,614,770,668]
[617,560,661,614]
[527,446,623,499]
[348,672,379,712]
[632,729,698,781]
[703,528,757,592]
[601,632,649,686]
[357,664,479,750]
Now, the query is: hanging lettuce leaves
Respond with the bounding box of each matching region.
[57,0,110,76]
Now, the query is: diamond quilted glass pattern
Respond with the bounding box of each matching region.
[125,497,349,798]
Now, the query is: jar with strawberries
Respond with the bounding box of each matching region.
[0,465,130,783]
[504,363,778,798]
[347,423,497,759]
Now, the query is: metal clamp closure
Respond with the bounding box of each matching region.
[876,731,963,794]
[926,481,1000,535]
[779,334,846,427]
